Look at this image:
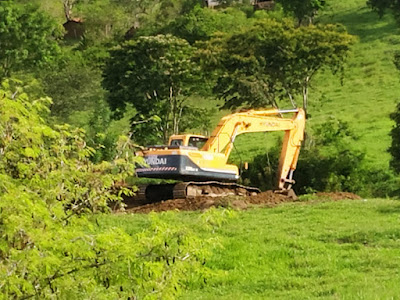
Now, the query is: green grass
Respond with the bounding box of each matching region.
[310,0,400,168]
[102,198,400,298]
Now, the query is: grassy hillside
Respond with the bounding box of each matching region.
[103,198,400,298]
[226,0,400,168]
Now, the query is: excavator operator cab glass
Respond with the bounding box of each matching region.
[188,136,208,149]
[170,139,183,146]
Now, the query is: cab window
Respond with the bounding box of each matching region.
[188,137,208,149]
[170,139,183,146]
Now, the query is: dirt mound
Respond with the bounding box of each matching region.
[125,190,294,214]
[123,191,362,214]
[314,192,361,201]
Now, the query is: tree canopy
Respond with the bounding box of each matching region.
[0,1,62,79]
[162,5,249,44]
[367,0,400,21]
[198,19,355,113]
[103,34,201,144]
[276,0,326,25]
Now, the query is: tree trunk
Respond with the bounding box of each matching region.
[287,92,297,108]
[63,0,74,21]
[302,76,310,117]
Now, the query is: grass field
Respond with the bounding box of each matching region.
[103,198,400,298]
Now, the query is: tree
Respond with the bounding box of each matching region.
[63,0,78,21]
[40,51,105,119]
[0,1,62,79]
[276,0,326,26]
[162,5,249,44]
[198,19,355,114]
[367,0,400,22]
[103,34,201,144]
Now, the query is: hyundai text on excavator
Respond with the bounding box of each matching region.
[135,108,306,201]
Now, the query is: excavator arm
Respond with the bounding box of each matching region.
[201,108,306,190]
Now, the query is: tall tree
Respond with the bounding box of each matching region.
[198,19,355,114]
[276,0,326,25]
[102,34,200,144]
[0,1,62,79]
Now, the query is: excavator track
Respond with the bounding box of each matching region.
[127,182,261,207]
[173,181,260,198]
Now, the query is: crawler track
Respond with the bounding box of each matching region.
[124,181,261,208]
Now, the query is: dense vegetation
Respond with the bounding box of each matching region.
[1,0,400,297]
[1,0,398,195]
[0,82,227,298]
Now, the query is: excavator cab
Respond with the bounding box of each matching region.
[169,135,208,149]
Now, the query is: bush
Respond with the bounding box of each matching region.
[241,118,400,197]
[0,82,218,299]
[240,143,281,191]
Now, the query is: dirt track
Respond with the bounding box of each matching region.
[123,191,361,214]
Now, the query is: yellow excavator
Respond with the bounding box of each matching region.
[135,108,306,201]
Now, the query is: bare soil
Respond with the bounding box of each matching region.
[123,191,361,214]
[314,192,362,201]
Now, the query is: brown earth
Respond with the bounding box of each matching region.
[314,192,362,201]
[123,191,361,214]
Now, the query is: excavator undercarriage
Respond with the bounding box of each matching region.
[132,181,261,205]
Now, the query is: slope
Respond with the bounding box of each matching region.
[230,0,400,169]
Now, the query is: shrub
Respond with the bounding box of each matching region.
[0,82,217,299]
[241,118,400,197]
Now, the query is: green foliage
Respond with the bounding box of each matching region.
[163,5,249,44]
[0,82,220,298]
[0,1,62,79]
[40,50,105,119]
[103,34,203,144]
[367,0,400,22]
[388,51,400,174]
[389,102,400,173]
[240,118,399,197]
[294,123,366,194]
[75,0,131,41]
[240,143,281,191]
[276,0,327,25]
[0,80,137,213]
[39,47,130,162]
[199,19,355,111]
[295,119,399,197]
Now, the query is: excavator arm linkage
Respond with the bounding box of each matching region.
[201,108,306,191]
